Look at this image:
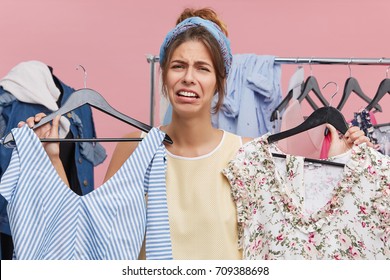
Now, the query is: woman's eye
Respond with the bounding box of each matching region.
[172,64,184,69]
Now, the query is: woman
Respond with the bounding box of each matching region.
[23,8,370,260]
[104,8,371,259]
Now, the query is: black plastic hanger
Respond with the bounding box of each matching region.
[269,83,320,122]
[373,122,390,128]
[268,106,348,143]
[337,75,382,112]
[2,88,173,146]
[298,76,330,110]
[366,78,390,112]
[271,152,345,168]
[270,76,326,121]
[270,89,294,122]
[267,105,348,168]
[268,81,348,168]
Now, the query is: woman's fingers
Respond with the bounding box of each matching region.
[344,126,374,147]
[49,115,61,138]
[17,121,25,128]
[23,113,47,128]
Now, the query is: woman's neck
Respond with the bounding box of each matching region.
[161,116,223,157]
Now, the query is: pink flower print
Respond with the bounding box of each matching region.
[251,239,262,251]
[357,240,366,250]
[359,205,367,215]
[361,221,366,228]
[288,170,295,180]
[367,165,376,175]
[330,195,339,204]
[308,232,315,243]
[338,233,352,248]
[287,204,295,211]
[326,209,334,215]
[348,246,360,259]
[333,253,341,260]
[253,208,257,214]
[276,234,283,241]
[237,179,244,187]
[303,243,318,256]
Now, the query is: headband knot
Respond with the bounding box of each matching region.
[159,17,232,76]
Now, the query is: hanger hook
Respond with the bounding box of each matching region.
[348,58,353,77]
[76,64,87,88]
[309,57,313,75]
[322,81,339,107]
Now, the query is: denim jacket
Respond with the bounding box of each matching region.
[0,80,107,235]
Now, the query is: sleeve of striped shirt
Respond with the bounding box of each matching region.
[0,148,21,203]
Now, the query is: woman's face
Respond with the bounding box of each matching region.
[165,40,217,117]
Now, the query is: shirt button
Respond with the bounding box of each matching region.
[67,112,72,118]
[78,157,83,164]
[83,180,88,186]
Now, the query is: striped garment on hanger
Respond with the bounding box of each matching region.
[0,125,172,260]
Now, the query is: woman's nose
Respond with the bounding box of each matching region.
[182,68,195,84]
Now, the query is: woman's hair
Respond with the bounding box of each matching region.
[175,8,228,36]
[160,7,229,113]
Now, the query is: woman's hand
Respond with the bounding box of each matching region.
[18,113,70,187]
[327,124,373,158]
[18,113,62,159]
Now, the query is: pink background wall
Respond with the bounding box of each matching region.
[1,0,389,186]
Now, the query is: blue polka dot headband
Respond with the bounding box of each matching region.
[159,17,232,76]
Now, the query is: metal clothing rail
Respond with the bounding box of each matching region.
[146,55,159,126]
[148,55,390,65]
[273,57,390,65]
[146,55,390,125]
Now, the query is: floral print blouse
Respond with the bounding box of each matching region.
[223,134,390,260]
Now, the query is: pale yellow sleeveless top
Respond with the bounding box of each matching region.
[165,131,242,259]
[139,130,242,259]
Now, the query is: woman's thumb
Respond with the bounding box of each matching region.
[50,115,61,137]
[325,123,338,141]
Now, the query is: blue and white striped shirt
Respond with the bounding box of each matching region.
[0,125,172,260]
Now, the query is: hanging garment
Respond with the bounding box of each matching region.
[0,65,106,260]
[350,109,378,144]
[211,54,282,137]
[223,135,390,260]
[0,61,70,136]
[0,126,172,260]
[373,124,390,155]
[0,63,107,231]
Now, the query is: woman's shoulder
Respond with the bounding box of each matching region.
[222,130,252,147]
[124,130,143,138]
[242,136,253,145]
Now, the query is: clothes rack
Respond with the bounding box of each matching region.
[146,55,390,126]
